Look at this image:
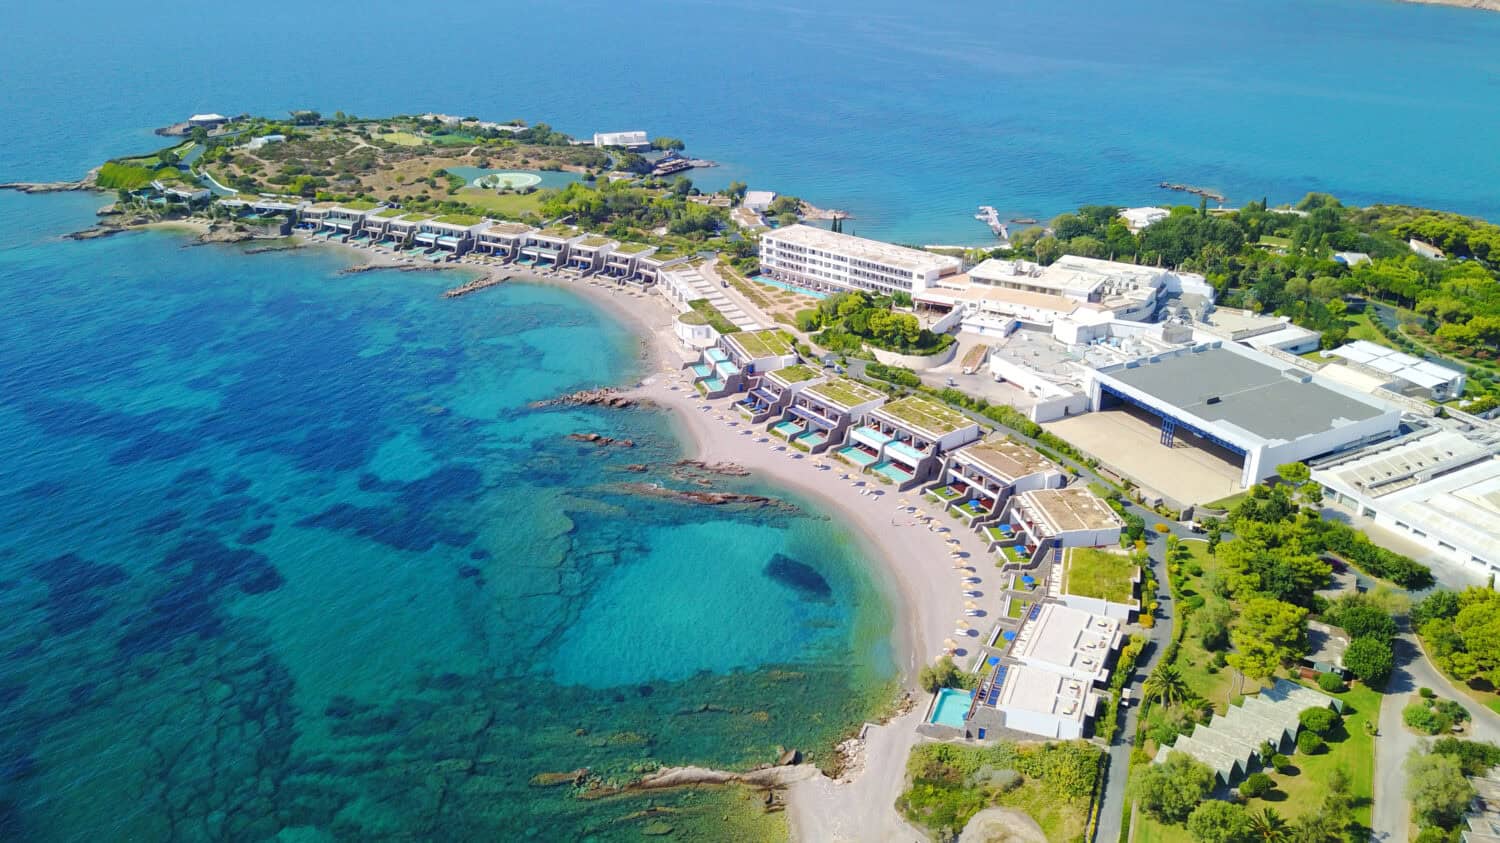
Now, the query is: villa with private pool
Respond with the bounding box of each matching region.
[738,364,824,424]
[686,329,799,398]
[837,395,981,489]
[772,375,886,454]
[474,221,536,260]
[925,437,1067,528]
[1001,485,1123,563]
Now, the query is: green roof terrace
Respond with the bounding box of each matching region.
[1061,547,1139,604]
[612,241,654,255]
[726,329,795,360]
[400,212,434,222]
[375,207,405,218]
[804,376,885,410]
[538,226,577,239]
[875,396,973,437]
[337,200,379,211]
[576,235,614,248]
[769,364,821,385]
[433,213,483,226]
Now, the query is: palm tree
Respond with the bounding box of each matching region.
[1249,808,1289,842]
[1142,664,1190,708]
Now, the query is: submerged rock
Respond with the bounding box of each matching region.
[763,554,833,601]
[531,388,637,410]
[528,768,588,787]
[567,432,635,448]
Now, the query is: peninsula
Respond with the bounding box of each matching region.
[13,108,1500,843]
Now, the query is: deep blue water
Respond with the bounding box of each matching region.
[3,0,1500,243]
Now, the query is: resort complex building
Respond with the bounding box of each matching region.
[737,364,824,424]
[592,130,649,150]
[600,242,657,282]
[1008,602,1122,685]
[1056,547,1141,621]
[924,437,1067,526]
[836,395,982,489]
[1083,340,1401,487]
[916,255,1213,331]
[757,224,963,296]
[771,376,887,454]
[1312,428,1500,577]
[474,222,536,260]
[1003,486,1122,555]
[412,215,486,256]
[684,329,798,398]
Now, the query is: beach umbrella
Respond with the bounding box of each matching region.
[955,619,971,629]
[944,638,959,650]
[965,600,979,610]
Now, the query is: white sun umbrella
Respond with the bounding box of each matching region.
[964,600,979,610]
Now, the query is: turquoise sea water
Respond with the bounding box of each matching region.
[0,191,894,839]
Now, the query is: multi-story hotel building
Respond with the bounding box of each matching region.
[758,224,961,296]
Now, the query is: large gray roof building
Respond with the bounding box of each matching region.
[1085,340,1400,487]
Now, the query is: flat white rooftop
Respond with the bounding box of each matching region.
[997,663,1092,723]
[1011,602,1121,675]
[762,225,961,275]
[1327,340,1464,390]
[1014,486,1121,534]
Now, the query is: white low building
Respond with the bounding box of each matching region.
[1005,486,1123,552]
[593,130,650,150]
[1313,429,1500,576]
[1323,340,1467,401]
[758,224,962,296]
[743,190,777,213]
[1120,207,1169,233]
[1008,602,1123,685]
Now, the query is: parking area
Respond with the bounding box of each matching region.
[1043,408,1245,505]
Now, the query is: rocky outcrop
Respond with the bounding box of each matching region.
[567,433,635,448]
[0,168,98,193]
[528,768,589,787]
[578,762,821,800]
[615,483,796,512]
[530,388,637,410]
[672,459,749,477]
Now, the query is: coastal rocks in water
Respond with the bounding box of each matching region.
[65,224,131,240]
[579,763,820,800]
[615,483,798,512]
[530,388,637,410]
[763,554,833,601]
[621,464,650,473]
[671,459,750,477]
[528,768,589,787]
[0,170,97,193]
[567,432,635,448]
[196,223,255,244]
[776,748,801,766]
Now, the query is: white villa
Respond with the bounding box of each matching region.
[563,235,618,276]
[686,329,798,398]
[737,364,825,424]
[835,395,982,489]
[474,222,536,260]
[412,215,486,256]
[926,437,1067,526]
[772,376,887,454]
[1002,486,1122,559]
[519,227,584,270]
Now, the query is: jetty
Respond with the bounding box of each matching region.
[1158,182,1227,203]
[443,273,508,298]
[974,206,1009,241]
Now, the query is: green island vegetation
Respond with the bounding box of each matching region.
[1412,587,1500,713]
[1128,474,1419,843]
[1000,196,1500,413]
[1406,739,1500,842]
[896,740,1103,841]
[797,291,955,357]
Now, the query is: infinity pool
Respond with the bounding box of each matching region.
[752,275,827,299]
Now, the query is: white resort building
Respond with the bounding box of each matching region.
[519,227,584,270]
[772,376,887,454]
[835,395,982,489]
[563,235,618,276]
[758,224,962,296]
[685,329,798,398]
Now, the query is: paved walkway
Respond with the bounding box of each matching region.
[1373,633,1500,842]
[661,264,764,330]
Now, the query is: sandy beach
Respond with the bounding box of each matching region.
[230,232,975,841]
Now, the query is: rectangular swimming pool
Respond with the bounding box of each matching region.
[929,688,973,728]
[752,275,827,300]
[873,461,913,483]
[838,446,878,467]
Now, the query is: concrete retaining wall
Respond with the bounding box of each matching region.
[871,342,958,371]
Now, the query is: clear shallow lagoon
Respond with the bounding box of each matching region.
[0,192,894,840]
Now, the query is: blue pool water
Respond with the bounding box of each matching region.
[873,461,914,484]
[930,688,974,728]
[771,420,804,438]
[753,275,828,299]
[839,447,879,467]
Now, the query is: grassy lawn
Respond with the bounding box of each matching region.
[1136,683,1380,842]
[1241,682,1379,828]
[1343,312,1386,344]
[1258,235,1293,249]
[1006,599,1028,619]
[1062,547,1137,603]
[999,780,1090,842]
[454,187,548,217]
[376,131,426,146]
[1165,539,1243,713]
[1201,491,1248,511]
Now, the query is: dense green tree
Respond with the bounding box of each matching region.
[1407,750,1476,829]
[1187,800,1253,843]
[1343,636,1394,685]
[1132,752,1215,824]
[1228,598,1308,682]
